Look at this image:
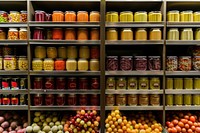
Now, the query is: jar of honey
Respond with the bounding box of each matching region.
[121,28,133,40]
[135,28,147,40]
[77,28,88,40]
[67,46,77,59]
[90,59,99,71]
[52,28,63,40]
[167,10,180,22]
[78,59,88,71]
[66,59,77,71]
[134,11,147,22]
[65,28,76,40]
[77,11,88,22]
[65,11,76,22]
[79,46,90,59]
[194,12,200,22]
[120,11,133,22]
[148,11,162,22]
[106,12,118,22]
[149,28,162,40]
[106,28,118,40]
[52,11,64,22]
[90,11,100,22]
[90,28,99,40]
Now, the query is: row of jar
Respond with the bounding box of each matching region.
[0,77,27,90]
[167,28,200,40]
[166,94,200,106]
[106,56,161,71]
[33,77,99,90]
[106,11,162,22]
[166,56,200,71]
[106,94,160,106]
[0,28,27,40]
[106,28,162,41]
[34,10,100,22]
[34,46,99,59]
[106,77,161,90]
[33,28,99,40]
[33,94,99,106]
[32,58,99,71]
[0,94,27,105]
[0,11,27,22]
[166,77,200,89]
[0,46,17,56]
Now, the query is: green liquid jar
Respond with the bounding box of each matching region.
[194,78,200,89]
[174,94,183,105]
[150,77,160,90]
[193,94,200,105]
[166,94,173,106]
[184,78,193,89]
[166,78,173,89]
[174,78,183,89]
[184,94,192,105]
[139,77,149,90]
[106,77,115,89]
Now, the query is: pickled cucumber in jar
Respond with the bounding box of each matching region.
[174,94,183,106]
[184,94,192,105]
[166,94,173,106]
[166,78,173,89]
[150,77,160,90]
[139,77,149,90]
[128,77,137,89]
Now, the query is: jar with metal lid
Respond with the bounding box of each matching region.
[166,95,173,106]
[174,94,183,106]
[19,28,27,40]
[168,28,179,40]
[139,94,149,106]
[135,56,147,71]
[167,10,180,22]
[166,78,173,89]
[127,94,138,106]
[78,59,88,71]
[194,12,200,22]
[181,11,193,22]
[0,11,8,22]
[43,58,54,71]
[79,78,88,90]
[90,59,99,71]
[3,55,17,70]
[134,11,147,22]
[174,78,183,89]
[18,56,28,70]
[106,12,118,22]
[47,47,57,59]
[181,28,193,40]
[148,11,162,22]
[9,11,20,22]
[116,94,126,106]
[20,11,27,22]
[11,95,19,105]
[106,77,115,89]
[52,11,64,22]
[128,77,137,90]
[66,59,77,71]
[45,77,54,89]
[193,94,200,105]
[195,29,200,40]
[65,11,76,22]
[179,56,192,71]
[106,28,118,40]
[79,46,90,59]
[8,28,18,40]
[120,56,133,71]
[106,94,115,106]
[67,77,77,89]
[106,56,118,71]
[58,47,67,59]
[192,46,200,56]
[148,56,161,70]
[34,77,43,89]
[35,46,46,59]
[149,28,162,40]
[56,94,66,105]
[135,28,147,40]
[150,77,160,90]
[150,94,160,106]
[34,94,43,106]
[32,58,43,71]
[194,78,200,89]
[116,77,126,90]
[91,46,99,59]
[65,28,76,40]
[184,78,193,89]
[45,94,54,106]
[55,58,65,70]
[2,95,10,105]
[0,56,2,70]
[67,46,77,59]
[91,78,99,90]
[120,11,133,22]
[78,28,88,40]
[184,94,192,105]
[166,56,178,71]
[139,77,149,90]
[2,78,11,90]
[67,94,77,105]
[35,10,46,21]
[56,77,66,90]
[77,11,88,22]
[90,94,99,105]
[33,27,45,40]
[0,28,6,40]
[90,28,99,40]
[90,11,100,22]
[52,28,63,40]
[121,28,133,40]
[79,94,88,105]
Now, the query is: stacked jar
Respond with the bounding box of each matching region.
[0,94,27,105]
[0,28,27,40]
[1,77,27,90]
[0,10,27,22]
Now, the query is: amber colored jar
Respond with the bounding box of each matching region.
[65,28,76,40]
[34,94,43,106]
[65,11,76,22]
[106,94,115,106]
[78,28,88,40]
[90,28,99,40]
[77,11,88,22]
[106,28,118,40]
[116,94,126,106]
[0,28,6,40]
[52,11,64,22]
[56,77,66,90]
[55,58,65,70]
[79,94,88,105]
[58,47,67,59]
[79,46,90,59]
[149,28,162,40]
[67,46,77,58]
[90,94,99,105]
[91,46,99,59]
[90,11,100,22]
[90,59,99,71]
[52,28,63,40]
[56,94,66,105]
[45,94,54,106]
[135,28,147,40]
[67,94,77,105]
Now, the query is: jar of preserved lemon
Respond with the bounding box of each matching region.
[181,28,193,40]
[149,28,162,40]
[67,46,77,59]
[174,78,183,89]
[174,94,183,106]
[43,58,54,71]
[34,46,46,59]
[193,94,200,105]
[58,47,67,59]
[121,28,133,40]
[148,11,162,22]
[194,78,200,89]
[181,11,193,22]
[128,77,137,90]
[66,59,77,71]
[166,95,173,106]
[120,11,133,22]
[78,59,88,71]
[166,78,173,89]
[106,12,118,22]
[195,28,200,40]
[47,47,57,59]
[32,58,43,71]
[79,46,90,59]
[134,11,147,22]
[184,78,193,89]
[150,77,160,90]
[194,12,200,22]
[139,77,149,90]
[135,28,147,40]
[90,59,99,71]
[106,28,118,40]
[184,94,192,105]
[167,10,180,22]
[18,56,28,70]
[168,28,179,40]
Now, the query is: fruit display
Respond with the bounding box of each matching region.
[0,111,27,133]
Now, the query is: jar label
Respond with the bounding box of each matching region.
[141,83,147,87]
[69,83,76,89]
[108,83,114,87]
[118,83,125,87]
[45,81,54,89]
[153,83,159,87]
[130,83,135,87]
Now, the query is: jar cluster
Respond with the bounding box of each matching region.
[0,28,27,40]
[106,94,160,106]
[34,10,100,22]
[106,56,161,71]
[33,27,99,40]
[106,11,162,22]
[0,94,27,105]
[106,77,161,90]
[33,94,100,106]
[0,77,27,90]
[33,77,99,90]
[0,11,27,22]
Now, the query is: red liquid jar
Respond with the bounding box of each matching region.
[90,46,100,59]
[79,94,88,105]
[35,10,46,21]
[79,78,88,90]
[90,94,99,105]
[56,77,66,90]
[67,77,77,89]
[2,95,10,105]
[91,78,99,90]
[34,94,43,106]
[34,77,43,89]
[45,77,54,90]
[67,94,77,105]
[11,95,19,105]
[33,27,44,40]
[56,94,66,105]
[45,94,54,106]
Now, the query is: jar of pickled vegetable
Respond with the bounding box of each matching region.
[174,78,183,89]
[45,94,54,106]
[120,11,133,22]
[52,11,64,22]
[184,94,192,105]
[18,56,28,70]
[8,28,18,40]
[167,10,180,22]
[106,56,118,71]
[194,78,200,89]
[90,28,99,40]
[66,59,77,71]
[19,28,27,40]
[166,95,173,106]
[3,55,17,70]
[55,58,65,70]
[35,10,46,21]
[106,77,115,89]
[106,28,118,40]
[181,28,193,40]
[135,56,147,71]
[180,11,193,22]
[194,12,200,22]
[78,59,88,71]
[120,56,133,71]
[90,59,99,71]
[195,29,200,40]
[77,11,88,22]
[90,11,100,22]
[121,28,133,40]
[150,77,160,90]
[184,78,193,89]
[106,94,115,106]
[135,28,147,40]
[47,47,57,59]
[58,47,67,59]
[43,58,54,71]
[33,27,44,40]
[139,77,149,90]
[179,56,192,71]
[79,46,90,59]
[168,28,179,40]
[150,94,160,105]
[128,77,137,90]
[139,94,149,106]
[116,77,126,90]
[148,56,161,70]
[78,28,88,40]
[149,28,162,40]
[67,46,77,58]
[52,28,63,40]
[91,46,99,59]
[32,58,43,71]
[0,11,8,22]
[127,94,138,106]
[174,94,183,106]
[20,11,27,22]
[0,56,2,70]
[148,11,162,22]
[134,11,147,22]
[65,11,76,22]
[116,94,126,106]
[166,78,173,89]
[106,12,118,22]
[193,94,200,105]
[166,56,178,71]
[9,11,20,22]
[34,77,43,89]
[35,46,46,59]
[79,94,88,105]
[0,28,6,40]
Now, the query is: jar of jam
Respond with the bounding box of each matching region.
[91,78,99,90]
[2,95,10,105]
[8,28,18,40]
[45,77,54,90]
[56,77,66,90]
[65,11,76,22]
[116,77,126,90]
[33,27,45,40]
[166,78,173,89]
[78,28,88,40]
[67,77,77,89]
[90,59,99,71]
[106,12,118,22]
[135,28,147,40]
[55,58,65,71]
[65,28,76,40]
[148,56,161,70]
[35,46,46,59]
[47,47,57,59]
[52,28,63,40]
[58,47,67,59]
[90,94,99,105]
[166,94,173,106]
[79,94,88,105]
[43,58,54,71]
[34,77,43,89]
[77,11,88,22]
[45,94,54,106]
[0,28,6,40]
[166,56,178,71]
[0,11,8,22]
[2,78,11,90]
[121,28,133,40]
[34,94,43,106]
[193,94,200,105]
[91,46,100,59]
[52,11,64,22]
[79,46,90,59]
[150,77,160,90]
[106,56,118,71]
[11,95,19,105]
[90,28,100,40]
[35,10,46,21]
[79,78,88,90]
[90,11,100,22]
[66,59,77,71]
[184,94,192,105]
[179,56,192,71]
[128,77,137,90]
[128,94,138,106]
[67,46,77,59]
[106,77,115,90]
[139,94,149,106]
[194,78,200,89]
[134,56,147,71]
[184,78,193,89]
[174,78,183,89]
[139,77,149,90]
[78,59,88,71]
[67,94,77,105]
[11,78,19,90]
[120,56,133,71]
[174,94,183,106]
[150,94,160,106]
[193,56,200,71]
[106,94,115,106]
[106,28,118,40]
[116,94,126,106]
[56,94,66,105]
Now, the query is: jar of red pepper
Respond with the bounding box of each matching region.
[45,94,54,106]
[79,78,89,90]
[91,78,99,90]
[55,58,65,70]
[2,95,10,105]
[33,94,43,106]
[33,27,44,40]
[56,94,66,105]
[79,94,88,105]
[90,94,99,105]
[52,28,63,40]
[35,10,46,21]
[34,77,43,89]
[11,95,19,105]
[90,46,100,59]
[56,77,66,90]
[67,94,77,105]
[67,77,77,89]
[45,77,54,90]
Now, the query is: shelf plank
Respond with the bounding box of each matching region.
[166,40,200,45]
[0,40,27,45]
[166,71,200,76]
[30,0,100,1]
[106,40,164,45]
[0,23,27,27]
[30,89,100,94]
[30,106,100,111]
[29,40,100,45]
[106,0,162,2]
[0,70,28,75]
[106,90,163,94]
[165,106,200,110]
[0,89,28,94]
[29,22,100,27]
[29,71,100,76]
[165,89,200,94]
[167,22,200,27]
[106,22,164,27]
[0,105,28,110]
[105,106,163,110]
[106,71,164,76]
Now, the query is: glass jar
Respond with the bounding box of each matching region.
[174,78,183,89]
[78,59,88,71]
[67,46,77,58]
[3,46,12,56]
[47,47,57,59]
[128,77,137,90]
[120,11,133,22]
[43,58,54,71]
[134,56,147,71]
[66,59,77,71]
[68,77,77,89]
[194,12,200,22]
[106,28,118,40]
[121,28,133,40]
[52,28,63,40]
[56,77,66,90]
[116,94,126,106]
[55,58,65,70]
[65,11,76,22]
[181,28,193,40]
[3,55,17,70]
[67,94,77,105]
[65,28,76,40]
[90,11,100,22]
[45,94,54,106]
[168,28,179,40]
[35,46,46,59]
[120,56,133,71]
[194,78,200,89]
[45,77,54,90]
[34,94,43,106]
[148,11,162,22]
[148,56,161,70]
[33,27,44,40]
[139,94,149,106]
[20,78,27,90]
[20,11,27,22]
[0,28,6,40]
[166,78,173,89]
[116,77,126,90]
[18,56,28,70]
[166,56,178,71]
[34,77,43,89]
[167,10,180,22]
[90,94,99,105]
[90,28,99,40]
[9,11,20,22]
[32,58,43,71]
[192,46,200,56]
[11,78,19,90]
[193,94,200,105]
[0,56,2,70]
[77,11,88,22]
[20,94,26,105]
[77,28,88,40]
[19,28,27,40]
[2,78,11,90]
[52,11,64,22]
[134,11,147,22]
[179,56,192,71]
[46,29,52,39]
[35,10,46,21]
[0,11,8,22]
[195,29,200,40]
[127,94,138,106]
[11,95,19,105]
[79,94,88,105]
[174,94,183,106]
[149,28,162,40]
[58,47,67,59]
[166,94,173,106]
[79,77,88,89]
[106,12,118,22]
[106,56,118,71]
[139,77,149,90]
[184,78,193,89]
[184,94,192,105]
[106,94,115,106]
[181,11,193,22]
[2,95,10,105]
[150,94,160,105]
[79,46,90,59]
[150,77,160,90]
[135,28,147,40]
[91,78,99,90]
[90,59,99,71]
[91,46,99,59]
[56,94,65,105]
[106,77,115,90]
[193,56,200,71]
[8,28,18,40]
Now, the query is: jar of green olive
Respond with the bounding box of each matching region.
[184,78,193,89]
[106,77,115,89]
[150,77,160,90]
[166,94,173,106]
[18,56,28,70]
[174,78,183,89]
[174,94,183,106]
[127,77,137,89]
[193,94,200,105]
[194,78,200,89]
[166,78,173,89]
[116,77,126,90]
[184,94,192,105]
[139,77,149,90]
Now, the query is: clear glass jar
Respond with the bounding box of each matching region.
[121,28,133,40]
[106,56,118,71]
[35,10,46,21]
[66,59,77,71]
[78,59,88,71]
[35,46,46,59]
[0,28,6,40]
[33,27,44,39]
[120,11,133,22]
[168,28,179,40]
[116,77,126,90]
[90,11,100,22]
[18,56,28,70]
[166,56,178,71]
[193,94,200,105]
[139,94,149,106]
[52,28,63,40]
[120,56,133,71]
[20,11,27,22]
[148,11,162,22]
[150,94,160,105]
[195,29,200,40]
[106,94,115,106]
[32,58,43,71]
[3,55,17,70]
[135,56,147,71]
[167,10,180,22]
[150,77,160,90]
[77,11,88,22]
[9,11,20,22]
[55,58,65,70]
[148,56,161,70]
[52,11,64,22]
[0,11,8,22]
[47,47,57,59]
[8,28,18,40]
[43,58,54,71]
[19,28,27,40]
[174,78,183,89]
[127,94,138,106]
[90,28,99,40]
[79,46,90,59]
[58,47,67,59]
[90,59,99,71]
[128,77,137,90]
[0,56,2,70]
[106,12,118,22]
[116,94,126,106]
[139,77,149,90]
[184,94,192,105]
[184,78,193,89]
[181,11,193,22]
[179,56,192,71]
[194,12,200,22]
[65,11,76,22]
[181,28,193,40]
[77,28,88,40]
[134,11,147,22]
[67,46,77,59]
[65,28,76,40]
[135,28,147,40]
[106,28,118,40]
[149,28,162,40]
[106,77,115,89]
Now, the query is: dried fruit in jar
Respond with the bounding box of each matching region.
[106,56,118,71]
[166,56,178,71]
[135,56,147,71]
[193,56,200,71]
